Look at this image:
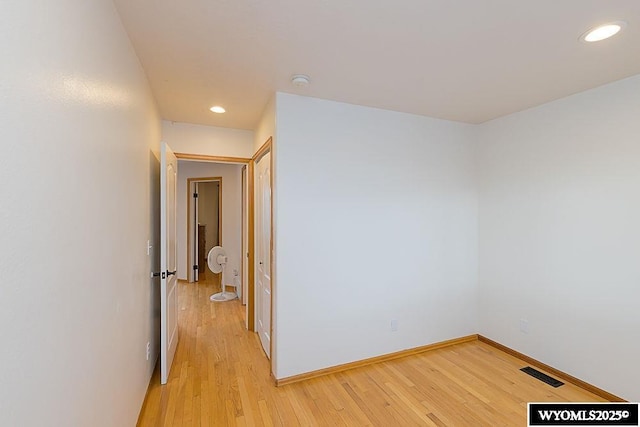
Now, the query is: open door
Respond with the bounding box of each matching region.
[193,182,199,282]
[160,142,179,384]
[255,150,271,357]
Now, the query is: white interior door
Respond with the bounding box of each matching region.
[255,151,271,357]
[160,142,179,384]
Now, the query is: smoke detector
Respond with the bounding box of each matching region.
[291,74,310,87]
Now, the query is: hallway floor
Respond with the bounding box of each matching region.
[137,275,602,426]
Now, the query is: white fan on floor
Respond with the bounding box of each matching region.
[208,246,237,302]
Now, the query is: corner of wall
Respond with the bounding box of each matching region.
[254,94,276,155]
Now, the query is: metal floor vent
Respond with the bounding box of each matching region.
[520,366,564,388]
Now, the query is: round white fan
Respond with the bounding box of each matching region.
[208,246,237,302]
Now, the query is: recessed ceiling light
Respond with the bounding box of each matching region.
[581,21,626,42]
[209,105,226,113]
[291,74,310,87]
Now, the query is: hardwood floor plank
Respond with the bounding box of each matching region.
[237,377,260,427]
[257,400,274,427]
[318,376,372,426]
[384,381,440,426]
[138,275,606,426]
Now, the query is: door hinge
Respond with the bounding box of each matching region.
[193,192,198,198]
[193,265,198,270]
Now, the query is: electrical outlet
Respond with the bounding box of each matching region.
[146,240,152,256]
[391,319,398,332]
[519,319,529,334]
[146,342,151,361]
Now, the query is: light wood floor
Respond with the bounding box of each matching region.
[137,274,603,426]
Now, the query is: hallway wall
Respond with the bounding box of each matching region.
[162,120,254,158]
[0,0,161,425]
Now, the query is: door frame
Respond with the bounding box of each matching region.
[186,177,222,283]
[175,141,275,375]
[174,153,258,333]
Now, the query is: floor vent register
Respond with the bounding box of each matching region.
[520,366,564,388]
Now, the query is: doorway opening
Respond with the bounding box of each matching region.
[187,177,222,284]
[156,144,279,391]
[177,157,252,329]
[170,141,273,373]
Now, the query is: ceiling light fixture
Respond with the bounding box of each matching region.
[581,21,626,42]
[209,105,226,113]
[291,74,310,87]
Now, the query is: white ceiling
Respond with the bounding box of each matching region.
[114,0,640,130]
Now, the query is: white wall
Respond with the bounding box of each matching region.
[274,93,478,379]
[177,161,243,287]
[478,74,640,401]
[162,120,254,158]
[0,1,161,425]
[254,96,276,153]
